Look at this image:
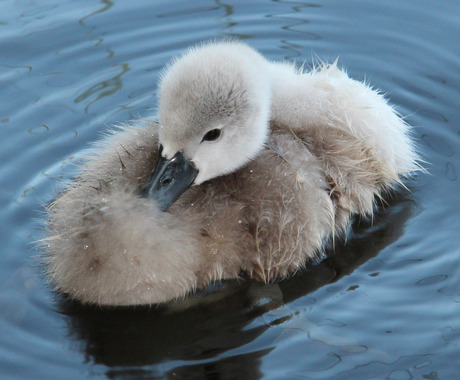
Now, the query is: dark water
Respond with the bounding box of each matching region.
[1,0,459,379]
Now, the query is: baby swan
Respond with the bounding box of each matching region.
[45,41,419,306]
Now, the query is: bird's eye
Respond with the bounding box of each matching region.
[201,128,221,142]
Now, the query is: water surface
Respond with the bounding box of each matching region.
[1,0,459,379]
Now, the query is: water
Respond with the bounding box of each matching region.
[1,0,459,379]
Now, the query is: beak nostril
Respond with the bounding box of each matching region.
[161,177,173,186]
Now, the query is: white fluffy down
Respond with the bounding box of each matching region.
[44,41,420,306]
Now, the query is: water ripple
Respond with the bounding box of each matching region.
[0,0,459,379]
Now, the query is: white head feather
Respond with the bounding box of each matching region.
[158,41,272,185]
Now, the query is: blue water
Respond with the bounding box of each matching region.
[1,0,459,379]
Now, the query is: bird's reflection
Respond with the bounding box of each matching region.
[57,193,415,379]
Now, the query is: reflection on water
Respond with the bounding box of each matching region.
[78,0,114,26]
[1,0,460,378]
[58,195,413,378]
[74,63,130,113]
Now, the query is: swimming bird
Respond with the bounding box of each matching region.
[44,41,419,306]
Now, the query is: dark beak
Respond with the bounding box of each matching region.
[139,145,198,211]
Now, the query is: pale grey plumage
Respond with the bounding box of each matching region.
[43,41,420,306]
